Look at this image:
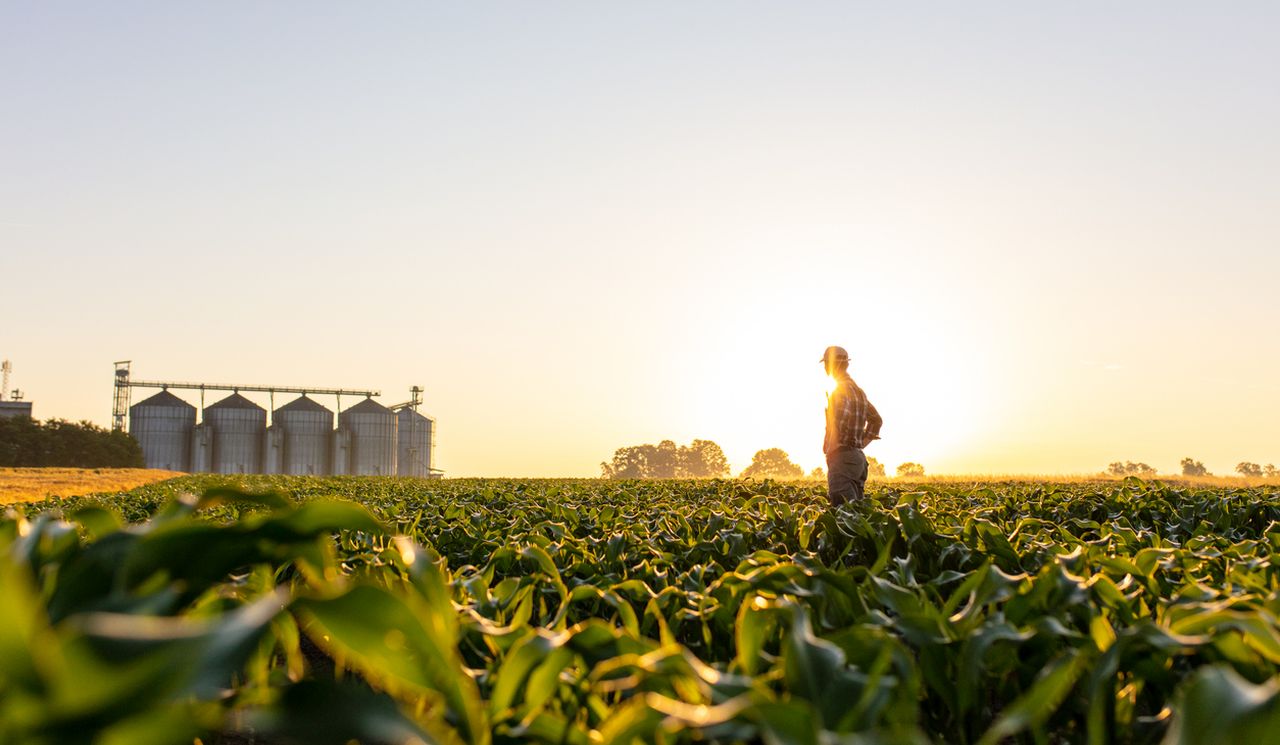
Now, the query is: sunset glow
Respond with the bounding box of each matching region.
[3,3,1277,477]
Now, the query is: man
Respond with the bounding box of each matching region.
[821,346,882,506]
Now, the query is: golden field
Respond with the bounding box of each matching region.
[0,468,184,504]
[873,473,1280,486]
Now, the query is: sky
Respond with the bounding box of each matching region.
[3,2,1278,477]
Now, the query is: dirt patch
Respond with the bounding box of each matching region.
[0,468,184,504]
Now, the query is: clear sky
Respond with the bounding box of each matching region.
[3,3,1277,477]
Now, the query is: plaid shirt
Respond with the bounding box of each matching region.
[824,372,882,454]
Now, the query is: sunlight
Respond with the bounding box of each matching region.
[671,285,1004,476]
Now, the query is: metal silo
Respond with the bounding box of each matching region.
[340,398,397,476]
[204,392,266,474]
[191,423,213,472]
[331,428,351,476]
[274,395,333,476]
[129,390,195,471]
[396,408,434,477]
[263,426,284,475]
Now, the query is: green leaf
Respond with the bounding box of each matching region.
[244,679,440,745]
[95,705,208,745]
[258,499,387,538]
[957,620,1033,719]
[735,595,780,676]
[977,650,1090,745]
[1169,610,1280,663]
[0,559,51,694]
[195,486,291,512]
[297,585,489,745]
[66,588,289,701]
[1162,665,1280,745]
[750,700,821,745]
[490,630,560,717]
[70,506,123,540]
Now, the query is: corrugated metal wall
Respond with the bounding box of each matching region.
[129,390,195,471]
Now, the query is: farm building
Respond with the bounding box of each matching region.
[0,401,33,420]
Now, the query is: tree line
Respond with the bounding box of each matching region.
[0,417,144,468]
[602,440,920,480]
[599,440,730,479]
[1108,458,1278,478]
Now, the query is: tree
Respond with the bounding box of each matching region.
[740,449,804,480]
[1180,458,1209,477]
[601,439,729,479]
[809,467,825,480]
[600,446,651,479]
[679,439,729,478]
[648,440,680,478]
[1265,464,1278,478]
[1236,462,1263,477]
[1106,461,1155,477]
[896,462,925,478]
[867,456,887,478]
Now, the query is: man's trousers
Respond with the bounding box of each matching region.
[826,447,868,506]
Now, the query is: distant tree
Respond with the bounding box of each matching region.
[896,462,925,478]
[867,456,887,478]
[809,467,826,480]
[602,439,729,479]
[679,439,730,478]
[1236,462,1263,478]
[1106,461,1155,477]
[1180,458,1209,477]
[600,446,651,479]
[648,440,680,478]
[740,448,804,480]
[1265,464,1278,478]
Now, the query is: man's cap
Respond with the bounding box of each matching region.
[819,346,849,363]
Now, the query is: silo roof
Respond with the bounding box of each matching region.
[207,392,265,411]
[343,398,392,415]
[132,390,195,410]
[276,395,332,414]
[396,407,433,422]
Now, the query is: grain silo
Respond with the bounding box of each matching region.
[274,395,333,476]
[340,398,397,476]
[331,428,351,475]
[204,392,266,474]
[263,426,284,475]
[191,423,213,472]
[396,408,434,477]
[129,390,195,471]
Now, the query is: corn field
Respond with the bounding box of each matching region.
[3,476,1279,744]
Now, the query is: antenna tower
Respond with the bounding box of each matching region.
[0,360,10,402]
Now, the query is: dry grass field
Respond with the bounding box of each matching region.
[0,468,184,504]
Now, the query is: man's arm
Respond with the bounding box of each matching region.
[864,400,883,442]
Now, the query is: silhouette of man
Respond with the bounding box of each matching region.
[821,346,882,506]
